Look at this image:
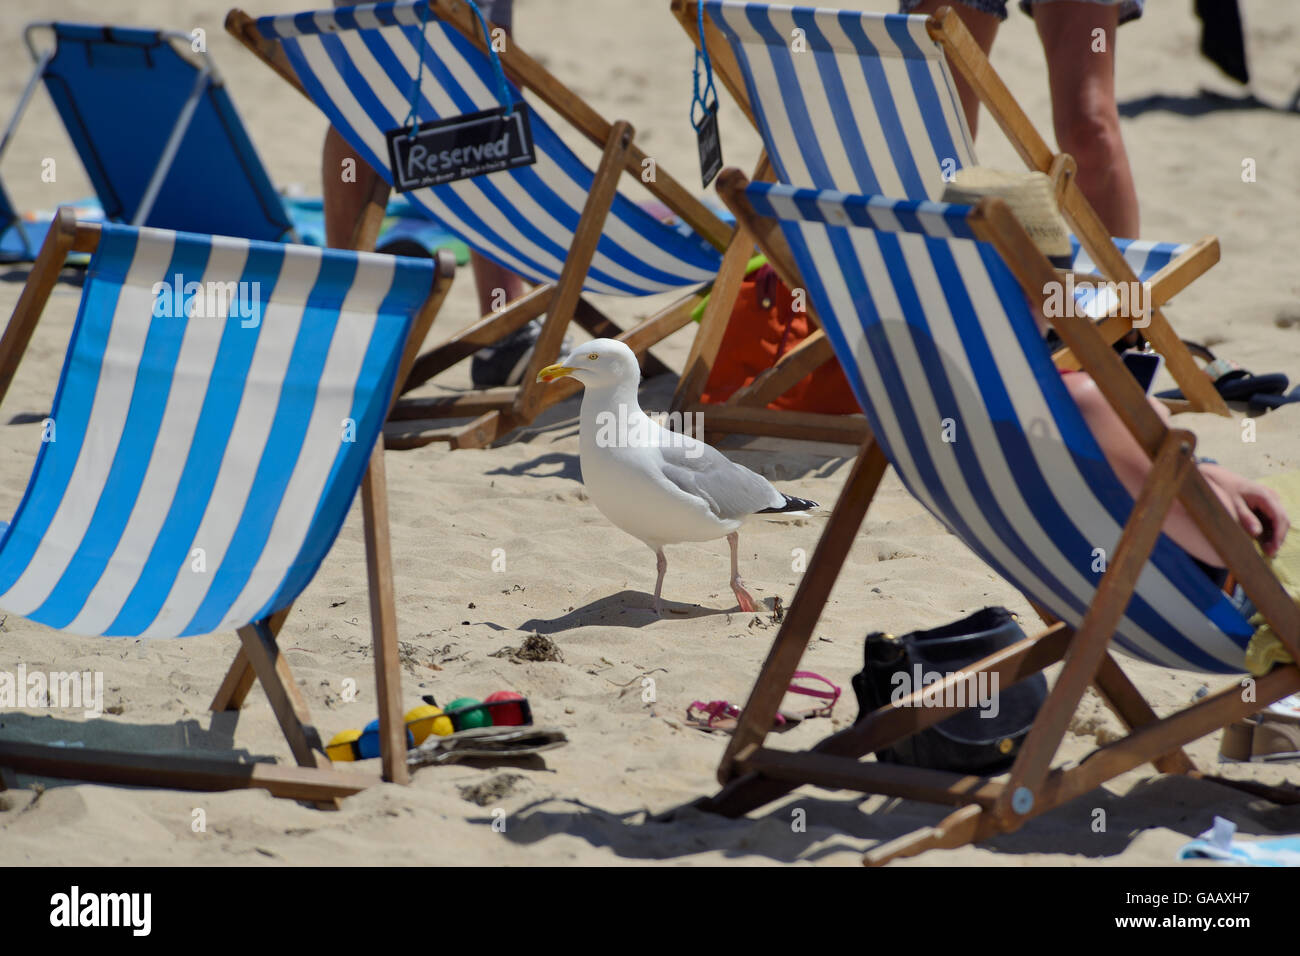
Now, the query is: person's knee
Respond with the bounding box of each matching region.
[1055,103,1125,173]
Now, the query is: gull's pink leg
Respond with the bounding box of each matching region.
[727,532,760,613]
[652,547,667,616]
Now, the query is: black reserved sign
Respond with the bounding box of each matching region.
[386,103,536,191]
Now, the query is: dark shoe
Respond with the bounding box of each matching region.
[470,320,573,388]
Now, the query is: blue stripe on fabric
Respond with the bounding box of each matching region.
[0,226,138,595]
[106,242,287,635]
[31,234,213,629]
[797,9,880,194]
[882,16,964,191]
[708,4,792,184]
[837,13,929,196]
[251,257,433,621]
[181,255,358,636]
[745,5,833,187]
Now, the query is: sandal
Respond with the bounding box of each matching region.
[1156,342,1295,407]
[685,671,841,734]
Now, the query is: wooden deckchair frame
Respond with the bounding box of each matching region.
[0,207,455,805]
[683,168,1300,864]
[667,1,1229,437]
[227,0,733,450]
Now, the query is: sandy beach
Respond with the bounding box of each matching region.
[0,0,1298,866]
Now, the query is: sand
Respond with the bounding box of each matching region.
[0,0,1298,866]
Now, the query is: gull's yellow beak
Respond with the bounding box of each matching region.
[536,364,575,384]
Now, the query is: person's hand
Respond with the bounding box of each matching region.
[1201,464,1290,558]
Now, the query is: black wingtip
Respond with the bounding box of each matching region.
[758,494,819,514]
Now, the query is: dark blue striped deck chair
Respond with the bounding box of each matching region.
[2,22,294,247]
[227,0,732,449]
[668,1,1228,426]
[0,209,456,803]
[689,169,1300,863]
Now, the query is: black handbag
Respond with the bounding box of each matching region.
[851,606,1047,774]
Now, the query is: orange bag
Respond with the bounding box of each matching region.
[700,264,859,414]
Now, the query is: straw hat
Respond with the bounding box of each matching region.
[941,166,1072,266]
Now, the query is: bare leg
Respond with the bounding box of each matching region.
[323,126,381,249]
[471,252,527,316]
[906,0,1000,139]
[1035,2,1140,237]
[653,547,667,616]
[727,532,760,613]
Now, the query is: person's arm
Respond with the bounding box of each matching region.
[1061,372,1287,564]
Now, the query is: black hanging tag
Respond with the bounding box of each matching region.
[696,102,723,189]
[386,102,536,192]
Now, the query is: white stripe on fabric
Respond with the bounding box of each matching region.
[141,247,325,637]
[66,236,254,635]
[219,257,398,630]
[0,231,179,616]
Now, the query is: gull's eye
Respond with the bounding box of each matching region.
[587,352,599,360]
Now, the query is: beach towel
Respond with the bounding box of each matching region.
[1178,816,1300,866]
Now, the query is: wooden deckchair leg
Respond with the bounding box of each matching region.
[211,607,290,712]
[235,620,331,772]
[717,438,890,783]
[509,120,635,427]
[1093,651,1196,775]
[726,329,835,409]
[401,285,554,393]
[0,207,79,407]
[347,168,392,254]
[360,438,409,786]
[672,150,777,416]
[991,429,1195,828]
[670,219,756,415]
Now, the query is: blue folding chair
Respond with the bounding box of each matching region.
[668,1,1228,424]
[690,169,1300,863]
[0,208,455,802]
[229,0,732,448]
[0,22,295,246]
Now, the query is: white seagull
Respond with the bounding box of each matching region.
[537,338,817,615]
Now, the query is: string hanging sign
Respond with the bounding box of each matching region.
[385,0,536,191]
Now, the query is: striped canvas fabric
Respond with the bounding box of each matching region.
[704,0,973,200]
[748,182,1253,673]
[0,222,433,638]
[254,1,721,296]
[705,1,1191,313]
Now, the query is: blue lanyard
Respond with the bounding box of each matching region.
[691,1,719,131]
[403,0,513,139]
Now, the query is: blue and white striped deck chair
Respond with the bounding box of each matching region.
[228,0,732,448]
[0,209,454,802]
[697,173,1300,863]
[682,1,1228,417]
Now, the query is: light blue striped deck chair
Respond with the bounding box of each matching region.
[691,170,1300,864]
[227,0,732,449]
[671,0,1228,422]
[0,208,454,803]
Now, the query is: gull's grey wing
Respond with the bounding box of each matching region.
[656,438,784,521]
